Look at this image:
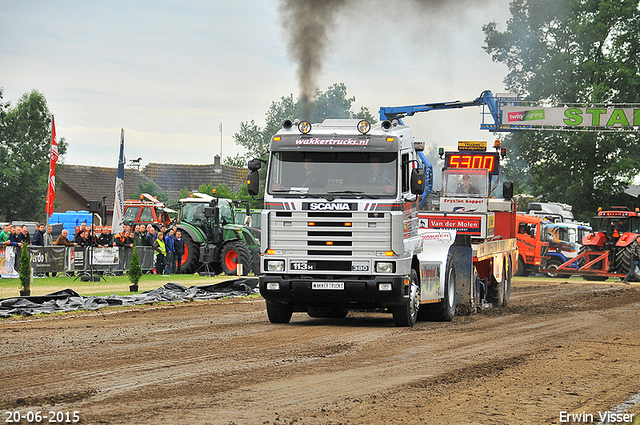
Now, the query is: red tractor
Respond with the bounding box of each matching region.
[579,206,640,280]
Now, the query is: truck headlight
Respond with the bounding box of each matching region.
[376,262,395,273]
[267,260,285,271]
[266,282,280,290]
[378,283,393,291]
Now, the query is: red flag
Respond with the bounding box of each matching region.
[45,116,58,218]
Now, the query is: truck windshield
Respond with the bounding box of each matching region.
[267,151,397,198]
[442,169,489,197]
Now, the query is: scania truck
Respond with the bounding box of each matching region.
[247,118,518,327]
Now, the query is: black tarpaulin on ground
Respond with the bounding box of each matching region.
[0,278,259,318]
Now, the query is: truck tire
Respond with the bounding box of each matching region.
[514,256,529,277]
[419,251,456,321]
[545,257,571,279]
[487,265,506,308]
[180,233,200,275]
[220,241,251,276]
[392,269,420,327]
[503,257,512,307]
[266,302,293,323]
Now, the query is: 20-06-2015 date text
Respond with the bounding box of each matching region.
[4,411,80,423]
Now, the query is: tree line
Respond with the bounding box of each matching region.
[4,0,639,223]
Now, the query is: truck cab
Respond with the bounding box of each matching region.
[250,119,426,326]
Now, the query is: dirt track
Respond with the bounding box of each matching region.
[2,278,640,425]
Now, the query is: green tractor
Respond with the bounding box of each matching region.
[177,193,260,275]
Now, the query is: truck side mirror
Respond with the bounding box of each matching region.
[247,169,260,196]
[248,159,262,171]
[503,181,514,200]
[410,168,426,195]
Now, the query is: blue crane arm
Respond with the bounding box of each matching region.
[417,150,433,210]
[379,90,501,131]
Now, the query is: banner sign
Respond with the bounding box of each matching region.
[92,247,119,266]
[28,246,66,274]
[501,106,640,129]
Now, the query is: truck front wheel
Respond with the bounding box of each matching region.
[266,302,293,323]
[392,269,420,327]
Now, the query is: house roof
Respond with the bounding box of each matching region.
[57,165,161,210]
[142,162,248,199]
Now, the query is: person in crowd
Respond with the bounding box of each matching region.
[173,229,184,274]
[164,227,175,274]
[44,225,54,246]
[144,225,157,247]
[32,223,45,246]
[116,229,135,273]
[0,224,10,245]
[12,226,27,270]
[153,231,166,275]
[96,227,115,248]
[55,229,78,247]
[73,230,90,247]
[3,225,19,274]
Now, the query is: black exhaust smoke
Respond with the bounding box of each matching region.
[279,0,347,120]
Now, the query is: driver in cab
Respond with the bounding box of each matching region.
[457,174,481,195]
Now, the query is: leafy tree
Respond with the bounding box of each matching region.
[226,83,376,167]
[0,89,67,221]
[128,244,142,286]
[131,181,169,203]
[483,0,640,222]
[19,243,31,292]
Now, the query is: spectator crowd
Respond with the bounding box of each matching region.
[0,222,186,276]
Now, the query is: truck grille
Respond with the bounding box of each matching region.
[267,210,392,273]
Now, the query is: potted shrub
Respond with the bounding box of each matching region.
[129,244,142,292]
[19,243,31,296]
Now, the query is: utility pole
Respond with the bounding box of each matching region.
[219,122,223,161]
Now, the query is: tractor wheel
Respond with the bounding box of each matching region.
[180,233,200,275]
[392,269,420,327]
[545,257,571,279]
[220,241,251,276]
[614,244,634,275]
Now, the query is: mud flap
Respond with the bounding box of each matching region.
[449,244,473,308]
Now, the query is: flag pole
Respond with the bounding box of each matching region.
[112,129,126,235]
[45,116,58,226]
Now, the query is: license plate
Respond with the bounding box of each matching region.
[312,282,344,290]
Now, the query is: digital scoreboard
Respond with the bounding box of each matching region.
[444,152,500,175]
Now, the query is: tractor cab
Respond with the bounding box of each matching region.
[583,207,640,249]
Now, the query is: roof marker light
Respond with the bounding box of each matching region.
[357,120,371,134]
[298,121,311,134]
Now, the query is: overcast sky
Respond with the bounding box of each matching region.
[1,0,512,169]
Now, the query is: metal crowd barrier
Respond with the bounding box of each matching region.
[0,246,157,277]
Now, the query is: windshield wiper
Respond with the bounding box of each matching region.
[270,189,316,198]
[326,190,380,199]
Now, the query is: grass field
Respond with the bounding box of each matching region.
[0,273,245,299]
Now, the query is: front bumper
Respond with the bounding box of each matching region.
[259,275,409,310]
